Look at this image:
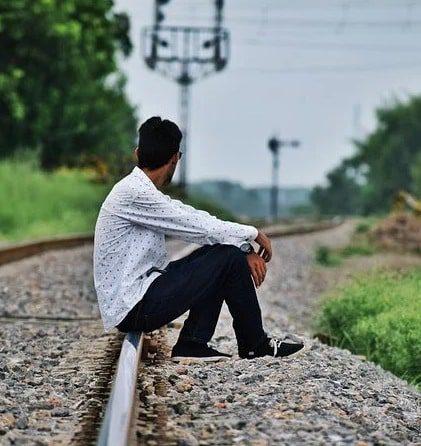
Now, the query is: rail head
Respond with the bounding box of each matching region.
[0,233,93,266]
[0,219,342,267]
[97,331,144,446]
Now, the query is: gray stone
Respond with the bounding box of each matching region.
[51,407,70,417]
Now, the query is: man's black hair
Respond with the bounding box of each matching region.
[137,116,182,169]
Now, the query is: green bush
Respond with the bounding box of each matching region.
[315,245,340,266]
[353,216,380,234]
[315,270,421,388]
[354,222,371,234]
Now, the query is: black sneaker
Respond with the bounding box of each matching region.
[239,336,307,359]
[171,340,231,363]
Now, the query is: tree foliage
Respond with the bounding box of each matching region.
[312,96,421,215]
[410,152,421,196]
[0,0,137,169]
[311,162,363,215]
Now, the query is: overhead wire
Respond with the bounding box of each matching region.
[240,39,421,53]
[232,62,421,76]
[138,0,421,76]
[170,14,421,29]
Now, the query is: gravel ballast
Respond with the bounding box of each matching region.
[141,223,421,445]
[0,227,420,445]
[0,240,185,445]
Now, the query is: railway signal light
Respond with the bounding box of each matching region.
[155,0,171,25]
[268,136,301,221]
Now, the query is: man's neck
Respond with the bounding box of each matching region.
[141,167,165,188]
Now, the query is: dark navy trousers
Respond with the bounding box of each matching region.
[116,243,267,352]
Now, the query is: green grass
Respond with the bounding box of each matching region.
[314,218,378,267]
[314,242,375,267]
[314,269,421,388]
[314,245,340,266]
[339,243,376,257]
[0,156,243,243]
[0,158,112,242]
[353,216,379,234]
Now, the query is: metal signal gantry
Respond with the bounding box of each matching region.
[142,0,230,192]
[268,136,300,221]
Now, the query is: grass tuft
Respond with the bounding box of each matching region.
[314,269,421,389]
[315,245,340,266]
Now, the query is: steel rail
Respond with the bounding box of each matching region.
[0,314,97,322]
[0,232,93,266]
[97,332,144,446]
[0,219,343,267]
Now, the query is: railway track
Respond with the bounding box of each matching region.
[0,219,343,445]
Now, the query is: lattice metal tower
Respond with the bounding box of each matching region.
[142,0,230,192]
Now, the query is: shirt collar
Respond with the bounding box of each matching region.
[131,165,156,189]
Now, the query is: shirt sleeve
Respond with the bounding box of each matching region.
[109,183,258,248]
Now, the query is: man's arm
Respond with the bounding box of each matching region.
[108,185,258,248]
[175,198,272,262]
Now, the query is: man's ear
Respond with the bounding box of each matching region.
[170,152,178,165]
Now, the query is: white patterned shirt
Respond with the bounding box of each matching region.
[93,166,258,331]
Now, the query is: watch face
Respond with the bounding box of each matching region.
[241,243,251,253]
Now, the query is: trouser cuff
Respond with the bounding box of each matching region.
[177,334,208,345]
[238,331,267,354]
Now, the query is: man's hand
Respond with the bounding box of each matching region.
[255,230,272,262]
[246,252,267,288]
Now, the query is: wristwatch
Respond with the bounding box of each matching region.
[240,242,254,254]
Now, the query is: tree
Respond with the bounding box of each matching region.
[312,96,421,215]
[0,0,136,169]
[311,162,363,215]
[353,96,421,211]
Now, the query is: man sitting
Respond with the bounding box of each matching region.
[93,116,305,362]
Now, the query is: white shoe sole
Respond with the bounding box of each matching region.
[171,355,231,363]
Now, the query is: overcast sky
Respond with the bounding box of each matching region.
[114,0,421,188]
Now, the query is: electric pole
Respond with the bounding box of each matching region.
[268,136,300,221]
[142,0,230,194]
